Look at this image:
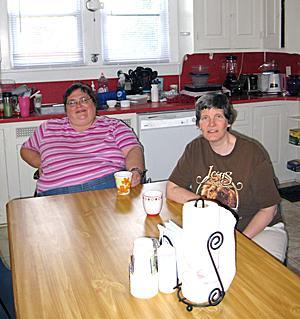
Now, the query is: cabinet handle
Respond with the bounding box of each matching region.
[180,32,191,36]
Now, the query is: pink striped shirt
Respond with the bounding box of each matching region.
[22,116,142,192]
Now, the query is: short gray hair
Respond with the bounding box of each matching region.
[195,93,236,126]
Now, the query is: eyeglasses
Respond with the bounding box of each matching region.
[66,97,92,107]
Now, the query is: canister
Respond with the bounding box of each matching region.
[3,92,13,118]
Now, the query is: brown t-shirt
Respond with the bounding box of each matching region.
[169,133,282,231]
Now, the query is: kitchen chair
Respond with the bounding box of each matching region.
[0,257,16,319]
[33,169,39,197]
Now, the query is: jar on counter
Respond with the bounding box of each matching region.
[151,84,159,102]
[3,92,13,118]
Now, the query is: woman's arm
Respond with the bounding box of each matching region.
[242,205,277,239]
[123,146,145,187]
[20,147,41,169]
[166,181,200,204]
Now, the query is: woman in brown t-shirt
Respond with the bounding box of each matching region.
[167,93,287,262]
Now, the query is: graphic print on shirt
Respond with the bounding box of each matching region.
[195,165,243,210]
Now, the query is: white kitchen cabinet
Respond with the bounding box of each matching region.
[285,0,300,53]
[252,101,299,184]
[178,0,262,56]
[5,121,44,201]
[0,129,9,224]
[105,113,138,135]
[263,0,281,49]
[232,102,253,137]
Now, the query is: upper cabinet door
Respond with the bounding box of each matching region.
[285,0,300,53]
[263,0,281,49]
[230,0,262,49]
[194,0,231,50]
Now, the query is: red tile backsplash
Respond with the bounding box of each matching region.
[19,52,300,104]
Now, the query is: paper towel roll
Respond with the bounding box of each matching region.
[181,199,237,304]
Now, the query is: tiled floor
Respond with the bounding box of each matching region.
[0,198,300,275]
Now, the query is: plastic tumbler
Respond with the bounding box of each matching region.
[18,96,30,117]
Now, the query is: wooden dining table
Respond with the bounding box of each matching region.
[7,181,300,319]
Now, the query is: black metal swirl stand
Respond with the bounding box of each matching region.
[175,230,225,312]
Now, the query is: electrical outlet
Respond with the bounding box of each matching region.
[286,66,292,76]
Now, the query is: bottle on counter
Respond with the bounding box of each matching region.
[3,92,13,118]
[151,84,159,102]
[116,73,126,101]
[98,72,108,93]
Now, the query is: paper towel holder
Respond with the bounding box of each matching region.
[175,230,225,311]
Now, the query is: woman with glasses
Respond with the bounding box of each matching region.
[166,93,287,262]
[20,82,145,196]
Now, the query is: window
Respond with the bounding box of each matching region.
[0,0,179,82]
[7,0,83,68]
[100,0,170,64]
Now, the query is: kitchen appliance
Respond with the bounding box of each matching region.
[257,72,286,94]
[183,83,223,93]
[287,75,300,96]
[190,72,209,88]
[137,110,199,181]
[239,74,259,94]
[223,56,241,95]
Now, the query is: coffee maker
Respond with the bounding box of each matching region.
[223,55,241,95]
[239,74,259,94]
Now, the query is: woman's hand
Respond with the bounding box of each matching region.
[131,170,142,187]
[124,145,145,187]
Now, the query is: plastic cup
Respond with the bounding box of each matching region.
[114,171,132,195]
[18,96,30,117]
[142,190,163,216]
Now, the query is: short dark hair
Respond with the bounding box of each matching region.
[63,82,97,107]
[195,93,236,126]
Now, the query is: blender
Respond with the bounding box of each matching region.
[223,55,241,95]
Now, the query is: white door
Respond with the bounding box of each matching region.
[285,0,300,52]
[230,0,262,49]
[253,103,297,183]
[195,0,230,49]
[263,0,281,49]
[232,103,253,137]
[17,144,38,197]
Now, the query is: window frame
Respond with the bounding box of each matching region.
[0,0,180,83]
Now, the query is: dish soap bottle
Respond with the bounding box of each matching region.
[98,72,108,93]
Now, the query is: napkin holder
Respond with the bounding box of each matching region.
[159,199,238,311]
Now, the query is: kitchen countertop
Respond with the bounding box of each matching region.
[1,94,299,124]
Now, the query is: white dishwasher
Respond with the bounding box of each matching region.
[137,110,199,182]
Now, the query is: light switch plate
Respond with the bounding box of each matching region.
[286,66,292,76]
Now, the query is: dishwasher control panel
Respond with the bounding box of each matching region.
[140,115,196,130]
